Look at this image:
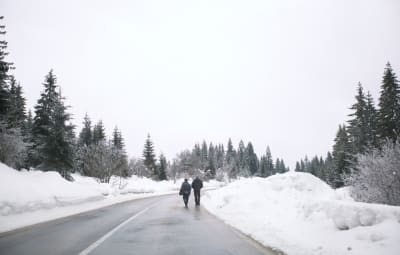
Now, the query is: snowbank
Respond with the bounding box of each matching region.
[0,163,222,232]
[202,172,400,255]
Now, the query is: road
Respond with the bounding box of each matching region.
[0,194,281,255]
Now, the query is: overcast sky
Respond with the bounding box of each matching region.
[2,0,400,168]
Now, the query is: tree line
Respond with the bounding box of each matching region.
[167,139,288,181]
[294,62,400,205]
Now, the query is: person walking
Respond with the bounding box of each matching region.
[179,178,191,208]
[191,176,203,206]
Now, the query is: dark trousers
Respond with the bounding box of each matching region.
[183,194,189,207]
[194,189,201,205]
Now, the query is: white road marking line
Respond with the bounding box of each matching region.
[78,202,158,255]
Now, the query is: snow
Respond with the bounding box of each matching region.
[202,172,400,255]
[0,163,222,233]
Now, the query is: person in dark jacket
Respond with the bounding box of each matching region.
[191,176,203,206]
[179,178,191,208]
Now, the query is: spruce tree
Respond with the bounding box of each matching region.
[29,70,59,167]
[42,90,75,178]
[245,142,258,175]
[279,159,287,173]
[0,17,13,121]
[226,138,235,164]
[377,62,400,143]
[324,152,336,187]
[201,140,208,169]
[347,83,368,154]
[112,126,124,150]
[208,142,216,176]
[237,140,246,171]
[143,134,157,177]
[78,114,92,146]
[111,127,129,177]
[365,92,378,148]
[295,161,301,172]
[7,76,26,128]
[92,120,106,144]
[265,146,274,176]
[259,156,267,177]
[274,158,280,174]
[158,153,167,180]
[215,144,225,169]
[332,125,353,187]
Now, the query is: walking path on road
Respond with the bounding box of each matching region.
[0,194,281,255]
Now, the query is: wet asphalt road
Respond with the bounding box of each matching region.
[0,194,280,255]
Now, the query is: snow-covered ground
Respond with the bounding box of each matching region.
[0,163,222,233]
[202,172,400,255]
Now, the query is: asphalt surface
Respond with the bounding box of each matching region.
[0,194,281,255]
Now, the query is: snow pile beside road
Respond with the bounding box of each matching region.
[0,163,223,232]
[0,164,107,216]
[202,172,400,255]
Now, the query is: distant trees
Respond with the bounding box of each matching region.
[158,154,168,181]
[170,138,288,180]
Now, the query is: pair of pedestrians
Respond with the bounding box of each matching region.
[179,177,203,208]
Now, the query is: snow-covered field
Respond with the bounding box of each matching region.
[202,172,400,255]
[0,163,222,233]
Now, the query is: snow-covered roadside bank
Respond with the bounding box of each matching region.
[0,163,223,233]
[202,172,400,255]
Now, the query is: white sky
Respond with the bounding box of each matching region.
[2,0,400,168]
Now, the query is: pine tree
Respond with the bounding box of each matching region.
[201,140,208,169]
[300,159,305,172]
[226,138,235,164]
[112,126,124,150]
[237,140,246,171]
[92,120,106,144]
[377,62,400,143]
[365,92,378,148]
[158,153,167,180]
[0,17,13,121]
[24,110,33,137]
[245,142,258,175]
[332,125,353,187]
[215,144,225,169]
[347,83,368,154]
[28,71,75,178]
[259,156,267,177]
[111,127,129,177]
[143,134,156,177]
[295,161,301,172]
[6,76,26,128]
[42,90,75,178]
[324,152,336,187]
[279,159,288,173]
[274,158,281,174]
[265,146,274,176]
[207,142,216,176]
[78,114,92,146]
[29,70,59,167]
